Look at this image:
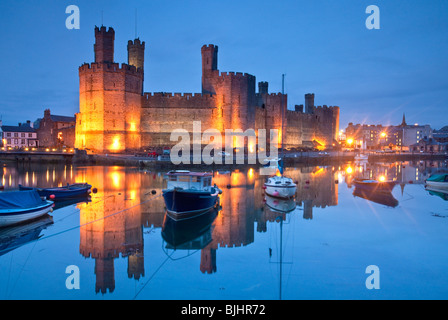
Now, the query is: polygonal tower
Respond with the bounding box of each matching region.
[75,26,143,153]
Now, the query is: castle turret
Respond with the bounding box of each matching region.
[305,93,315,114]
[94,26,115,63]
[258,81,268,94]
[201,44,218,94]
[127,38,145,71]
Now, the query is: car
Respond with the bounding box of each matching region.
[318,151,329,156]
[218,151,231,156]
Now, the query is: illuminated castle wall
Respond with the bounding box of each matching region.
[75,26,340,153]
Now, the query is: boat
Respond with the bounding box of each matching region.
[0,190,54,227]
[353,178,396,192]
[264,175,297,199]
[264,74,297,199]
[425,173,448,190]
[162,170,221,221]
[19,183,92,200]
[354,154,368,161]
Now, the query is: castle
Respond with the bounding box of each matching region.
[75,26,340,153]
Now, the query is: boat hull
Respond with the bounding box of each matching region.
[264,184,296,199]
[353,180,396,192]
[162,188,219,221]
[0,201,53,227]
[426,181,448,190]
[19,184,92,200]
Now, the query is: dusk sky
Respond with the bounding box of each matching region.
[0,0,447,130]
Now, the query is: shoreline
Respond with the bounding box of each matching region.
[1,151,446,168]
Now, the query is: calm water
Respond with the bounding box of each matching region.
[0,160,447,300]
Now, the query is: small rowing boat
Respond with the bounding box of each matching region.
[353,178,396,192]
[0,190,53,227]
[19,183,92,200]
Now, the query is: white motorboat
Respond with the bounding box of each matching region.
[264,175,297,199]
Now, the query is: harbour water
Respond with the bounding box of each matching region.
[0,160,447,300]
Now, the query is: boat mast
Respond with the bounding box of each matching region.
[281,74,285,178]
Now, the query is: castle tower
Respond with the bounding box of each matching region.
[75,26,143,153]
[94,26,115,63]
[127,39,145,71]
[305,93,315,114]
[201,44,218,95]
[258,81,268,94]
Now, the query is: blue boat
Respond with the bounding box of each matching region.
[162,171,221,221]
[19,183,92,200]
[0,190,53,227]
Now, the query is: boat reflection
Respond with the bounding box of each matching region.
[162,206,220,250]
[0,215,53,257]
[264,194,297,214]
[264,195,296,300]
[425,186,448,201]
[52,195,92,210]
[353,187,399,208]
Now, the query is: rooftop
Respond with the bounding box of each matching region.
[1,125,36,133]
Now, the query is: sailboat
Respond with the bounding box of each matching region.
[264,74,297,199]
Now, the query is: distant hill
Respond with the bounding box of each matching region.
[436,126,448,132]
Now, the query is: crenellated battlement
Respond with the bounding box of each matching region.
[95,25,114,35]
[201,44,217,51]
[79,62,143,75]
[143,92,215,99]
[218,71,255,79]
[314,105,339,112]
[142,91,217,109]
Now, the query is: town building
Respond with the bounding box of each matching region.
[410,137,448,153]
[433,126,448,143]
[35,109,76,148]
[0,121,38,149]
[75,26,340,153]
[345,114,433,150]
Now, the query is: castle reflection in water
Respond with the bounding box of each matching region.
[0,159,447,294]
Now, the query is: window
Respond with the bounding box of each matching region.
[6,133,11,137]
[21,139,25,144]
[28,133,32,138]
[21,133,25,137]
[14,133,18,137]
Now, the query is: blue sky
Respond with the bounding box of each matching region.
[0,0,447,130]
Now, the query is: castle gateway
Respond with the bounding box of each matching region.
[75,26,340,153]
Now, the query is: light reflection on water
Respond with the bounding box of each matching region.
[0,160,447,299]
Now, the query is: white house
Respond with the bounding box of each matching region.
[1,122,39,149]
